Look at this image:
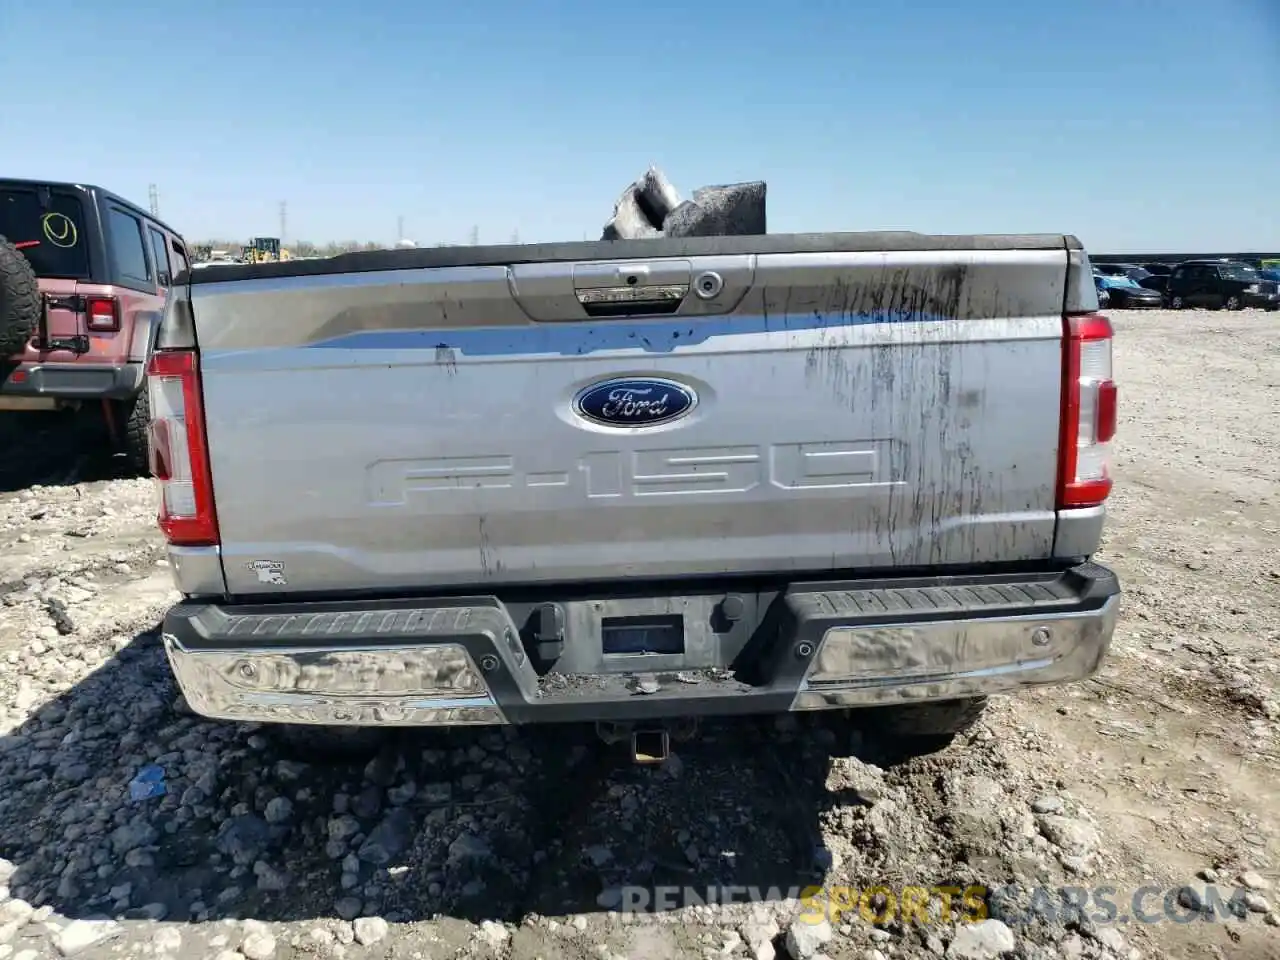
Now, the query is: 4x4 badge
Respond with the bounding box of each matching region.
[246,560,287,586]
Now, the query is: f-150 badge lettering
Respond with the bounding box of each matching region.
[246,560,287,586]
[573,377,696,428]
[367,440,900,505]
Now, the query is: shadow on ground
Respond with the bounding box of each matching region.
[0,408,138,493]
[0,623,905,929]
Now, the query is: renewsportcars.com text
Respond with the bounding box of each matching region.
[612,884,1267,926]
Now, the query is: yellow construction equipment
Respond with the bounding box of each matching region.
[243,237,291,263]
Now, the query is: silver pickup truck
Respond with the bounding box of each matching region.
[149,232,1120,761]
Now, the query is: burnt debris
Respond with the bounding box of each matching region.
[601,166,767,240]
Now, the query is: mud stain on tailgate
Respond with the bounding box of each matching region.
[799,263,966,429]
[477,515,503,577]
[798,266,1022,565]
[800,264,966,400]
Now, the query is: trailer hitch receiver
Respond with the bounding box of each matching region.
[630,728,670,764]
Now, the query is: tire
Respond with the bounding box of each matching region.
[0,236,40,360]
[116,391,151,475]
[854,697,989,765]
[1224,295,1242,311]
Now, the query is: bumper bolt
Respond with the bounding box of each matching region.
[720,596,745,622]
[480,655,499,672]
[795,641,814,658]
[1031,627,1051,647]
[237,661,257,680]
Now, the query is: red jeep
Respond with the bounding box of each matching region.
[0,179,189,471]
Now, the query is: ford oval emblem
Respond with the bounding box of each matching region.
[573,377,697,428]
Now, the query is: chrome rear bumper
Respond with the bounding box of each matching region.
[165,641,506,726]
[163,563,1120,727]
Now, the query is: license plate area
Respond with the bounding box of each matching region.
[528,592,759,674]
[602,615,684,656]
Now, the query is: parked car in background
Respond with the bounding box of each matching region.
[1094,273,1162,309]
[1095,262,1164,290]
[1137,272,1170,294]
[1163,260,1280,311]
[1094,263,1140,278]
[1094,276,1111,309]
[1259,268,1280,283]
[1134,263,1172,292]
[0,178,190,470]
[1121,265,1170,294]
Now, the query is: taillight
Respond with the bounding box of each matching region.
[145,349,219,546]
[85,297,120,332]
[1058,312,1117,509]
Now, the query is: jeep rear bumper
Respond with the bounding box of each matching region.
[162,563,1120,727]
[0,361,144,401]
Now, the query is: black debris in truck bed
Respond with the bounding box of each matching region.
[601,166,767,241]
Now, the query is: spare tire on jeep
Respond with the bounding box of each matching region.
[0,236,40,361]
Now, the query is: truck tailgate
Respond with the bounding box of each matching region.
[188,244,1071,595]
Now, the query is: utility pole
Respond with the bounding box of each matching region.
[469,225,479,246]
[279,201,287,244]
[397,216,404,243]
[148,184,159,217]
[510,229,520,245]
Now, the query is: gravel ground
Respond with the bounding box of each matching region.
[0,308,1276,960]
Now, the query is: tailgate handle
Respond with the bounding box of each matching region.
[572,260,692,318]
[576,282,688,318]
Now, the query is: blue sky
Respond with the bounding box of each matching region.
[3,0,1277,252]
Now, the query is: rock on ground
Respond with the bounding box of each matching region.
[946,919,1015,959]
[353,916,388,945]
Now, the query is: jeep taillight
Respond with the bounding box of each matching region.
[1057,312,1117,509]
[145,349,219,546]
[85,296,120,332]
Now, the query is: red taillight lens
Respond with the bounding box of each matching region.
[147,418,173,480]
[145,349,219,546]
[1095,380,1118,444]
[85,297,120,332]
[1057,312,1117,509]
